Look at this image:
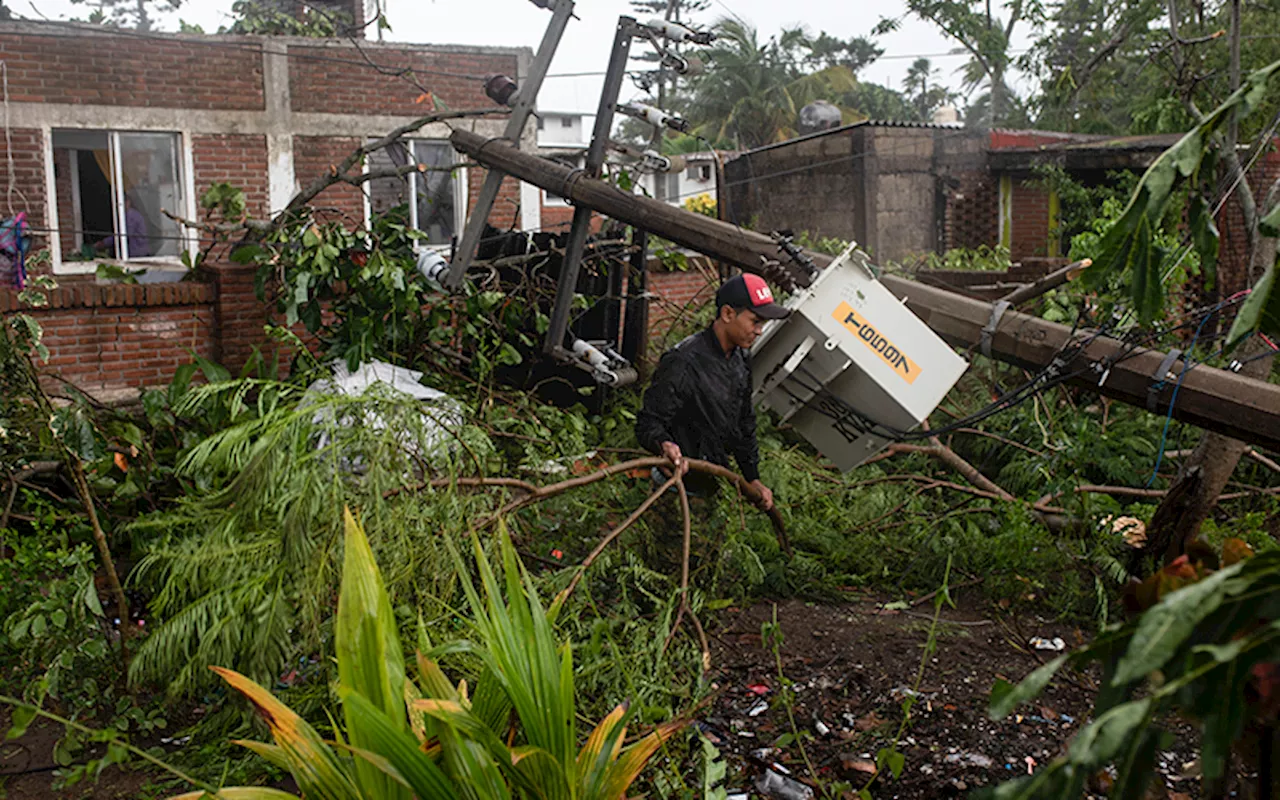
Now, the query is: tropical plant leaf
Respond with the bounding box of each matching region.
[988,655,1068,720]
[210,667,362,800]
[1112,563,1241,685]
[339,689,458,799]
[336,507,410,800]
[168,789,302,800]
[1067,698,1153,766]
[1188,195,1219,290]
[231,740,292,772]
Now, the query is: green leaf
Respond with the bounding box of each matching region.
[1261,202,1280,238]
[876,746,905,779]
[1113,563,1241,685]
[496,343,523,367]
[337,507,410,800]
[230,244,265,265]
[1227,262,1280,346]
[989,655,1068,720]
[5,705,36,740]
[1111,726,1166,800]
[339,690,458,799]
[1189,195,1220,290]
[1068,698,1152,766]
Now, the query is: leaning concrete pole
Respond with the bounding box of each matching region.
[450,128,1280,451]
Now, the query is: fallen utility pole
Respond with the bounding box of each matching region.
[444,0,576,291]
[451,129,1280,452]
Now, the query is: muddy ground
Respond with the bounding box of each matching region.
[701,593,1206,799]
[2,590,1212,799]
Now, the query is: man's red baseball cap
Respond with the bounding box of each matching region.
[715,273,790,319]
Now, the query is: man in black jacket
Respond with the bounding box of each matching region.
[635,273,788,508]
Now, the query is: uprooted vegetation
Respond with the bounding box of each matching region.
[5,257,1280,797]
[6,62,1280,799]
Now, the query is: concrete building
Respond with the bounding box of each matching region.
[723,119,1280,299]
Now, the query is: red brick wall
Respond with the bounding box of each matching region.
[293,136,365,225]
[1218,147,1280,297]
[0,31,264,110]
[288,45,517,114]
[1009,180,1053,260]
[192,134,271,219]
[2,128,48,261]
[0,282,215,396]
[647,265,717,347]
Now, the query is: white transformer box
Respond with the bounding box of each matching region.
[750,244,969,471]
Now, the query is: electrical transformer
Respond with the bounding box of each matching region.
[750,244,969,471]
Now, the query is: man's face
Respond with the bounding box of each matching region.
[723,306,766,349]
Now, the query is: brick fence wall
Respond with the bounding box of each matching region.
[1,282,216,400]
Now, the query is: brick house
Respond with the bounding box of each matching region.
[0,19,545,399]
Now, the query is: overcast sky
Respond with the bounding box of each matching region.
[24,0,1035,114]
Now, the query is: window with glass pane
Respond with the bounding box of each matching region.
[51,129,185,262]
[412,141,458,246]
[366,140,461,247]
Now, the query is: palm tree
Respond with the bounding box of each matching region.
[685,19,858,149]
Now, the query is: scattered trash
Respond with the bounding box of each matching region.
[160,735,192,746]
[748,699,770,717]
[1024,755,1037,774]
[1103,515,1147,548]
[746,683,771,696]
[814,718,831,737]
[855,711,885,731]
[943,752,994,769]
[694,721,727,746]
[841,711,858,729]
[726,793,749,800]
[1059,714,1076,724]
[1029,636,1066,651]
[754,768,815,800]
[839,754,877,776]
[306,361,465,466]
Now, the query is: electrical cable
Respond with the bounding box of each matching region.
[1141,295,1242,487]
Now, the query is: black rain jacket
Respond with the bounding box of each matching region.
[635,327,761,493]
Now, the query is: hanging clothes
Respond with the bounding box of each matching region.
[0,212,29,290]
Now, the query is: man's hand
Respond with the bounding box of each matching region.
[749,479,774,511]
[661,441,689,475]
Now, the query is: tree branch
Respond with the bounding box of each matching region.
[283,107,506,216]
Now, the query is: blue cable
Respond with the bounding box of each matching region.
[1144,302,1224,487]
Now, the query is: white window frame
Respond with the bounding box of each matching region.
[47,127,196,275]
[364,138,467,252]
[542,152,585,208]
